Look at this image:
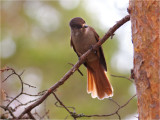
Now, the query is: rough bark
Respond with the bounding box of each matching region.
[129,0,160,119]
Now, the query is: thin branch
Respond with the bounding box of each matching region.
[33,109,49,119]
[118,94,136,109]
[1,67,41,109]
[6,69,24,108]
[23,82,36,88]
[53,93,136,119]
[116,112,121,120]
[14,97,41,110]
[40,110,49,119]
[109,97,120,107]
[55,101,75,113]
[18,15,130,119]
[111,74,134,82]
[53,92,75,115]
[1,67,46,119]
[22,92,44,97]
[68,63,83,76]
[37,90,47,95]
[0,105,16,119]
[33,109,41,119]
[27,112,36,120]
[74,94,136,118]
[2,72,15,82]
[53,93,78,119]
[5,95,22,104]
[53,94,136,119]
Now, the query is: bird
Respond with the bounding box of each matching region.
[69,17,113,100]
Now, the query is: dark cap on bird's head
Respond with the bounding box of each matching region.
[69,17,87,29]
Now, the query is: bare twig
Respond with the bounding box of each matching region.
[55,101,75,113]
[33,109,41,119]
[33,109,49,119]
[1,67,42,109]
[111,74,134,82]
[68,63,83,76]
[38,90,47,95]
[40,110,49,119]
[27,112,35,120]
[44,100,50,119]
[23,82,36,88]
[14,98,41,110]
[5,95,22,104]
[1,67,46,119]
[2,72,14,82]
[116,112,121,120]
[77,94,136,118]
[53,93,75,115]
[117,94,136,109]
[5,68,24,108]
[0,105,16,119]
[53,93,136,119]
[22,92,44,97]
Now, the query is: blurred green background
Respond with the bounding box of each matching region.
[1,0,137,119]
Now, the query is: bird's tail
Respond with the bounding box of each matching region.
[87,60,113,100]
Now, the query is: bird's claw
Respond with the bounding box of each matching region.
[90,45,97,54]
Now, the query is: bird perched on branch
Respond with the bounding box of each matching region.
[69,17,113,100]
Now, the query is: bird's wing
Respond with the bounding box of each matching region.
[90,27,107,71]
[70,37,80,57]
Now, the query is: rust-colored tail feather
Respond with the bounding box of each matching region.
[87,60,113,100]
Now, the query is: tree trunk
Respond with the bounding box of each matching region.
[129,0,159,119]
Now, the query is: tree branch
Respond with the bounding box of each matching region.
[111,74,134,82]
[53,93,136,119]
[53,92,74,116]
[0,105,16,119]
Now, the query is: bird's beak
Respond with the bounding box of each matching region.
[83,24,88,28]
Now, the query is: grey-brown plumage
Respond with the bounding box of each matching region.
[69,17,113,99]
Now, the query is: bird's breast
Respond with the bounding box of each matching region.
[72,29,98,61]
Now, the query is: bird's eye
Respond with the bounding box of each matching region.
[84,25,88,28]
